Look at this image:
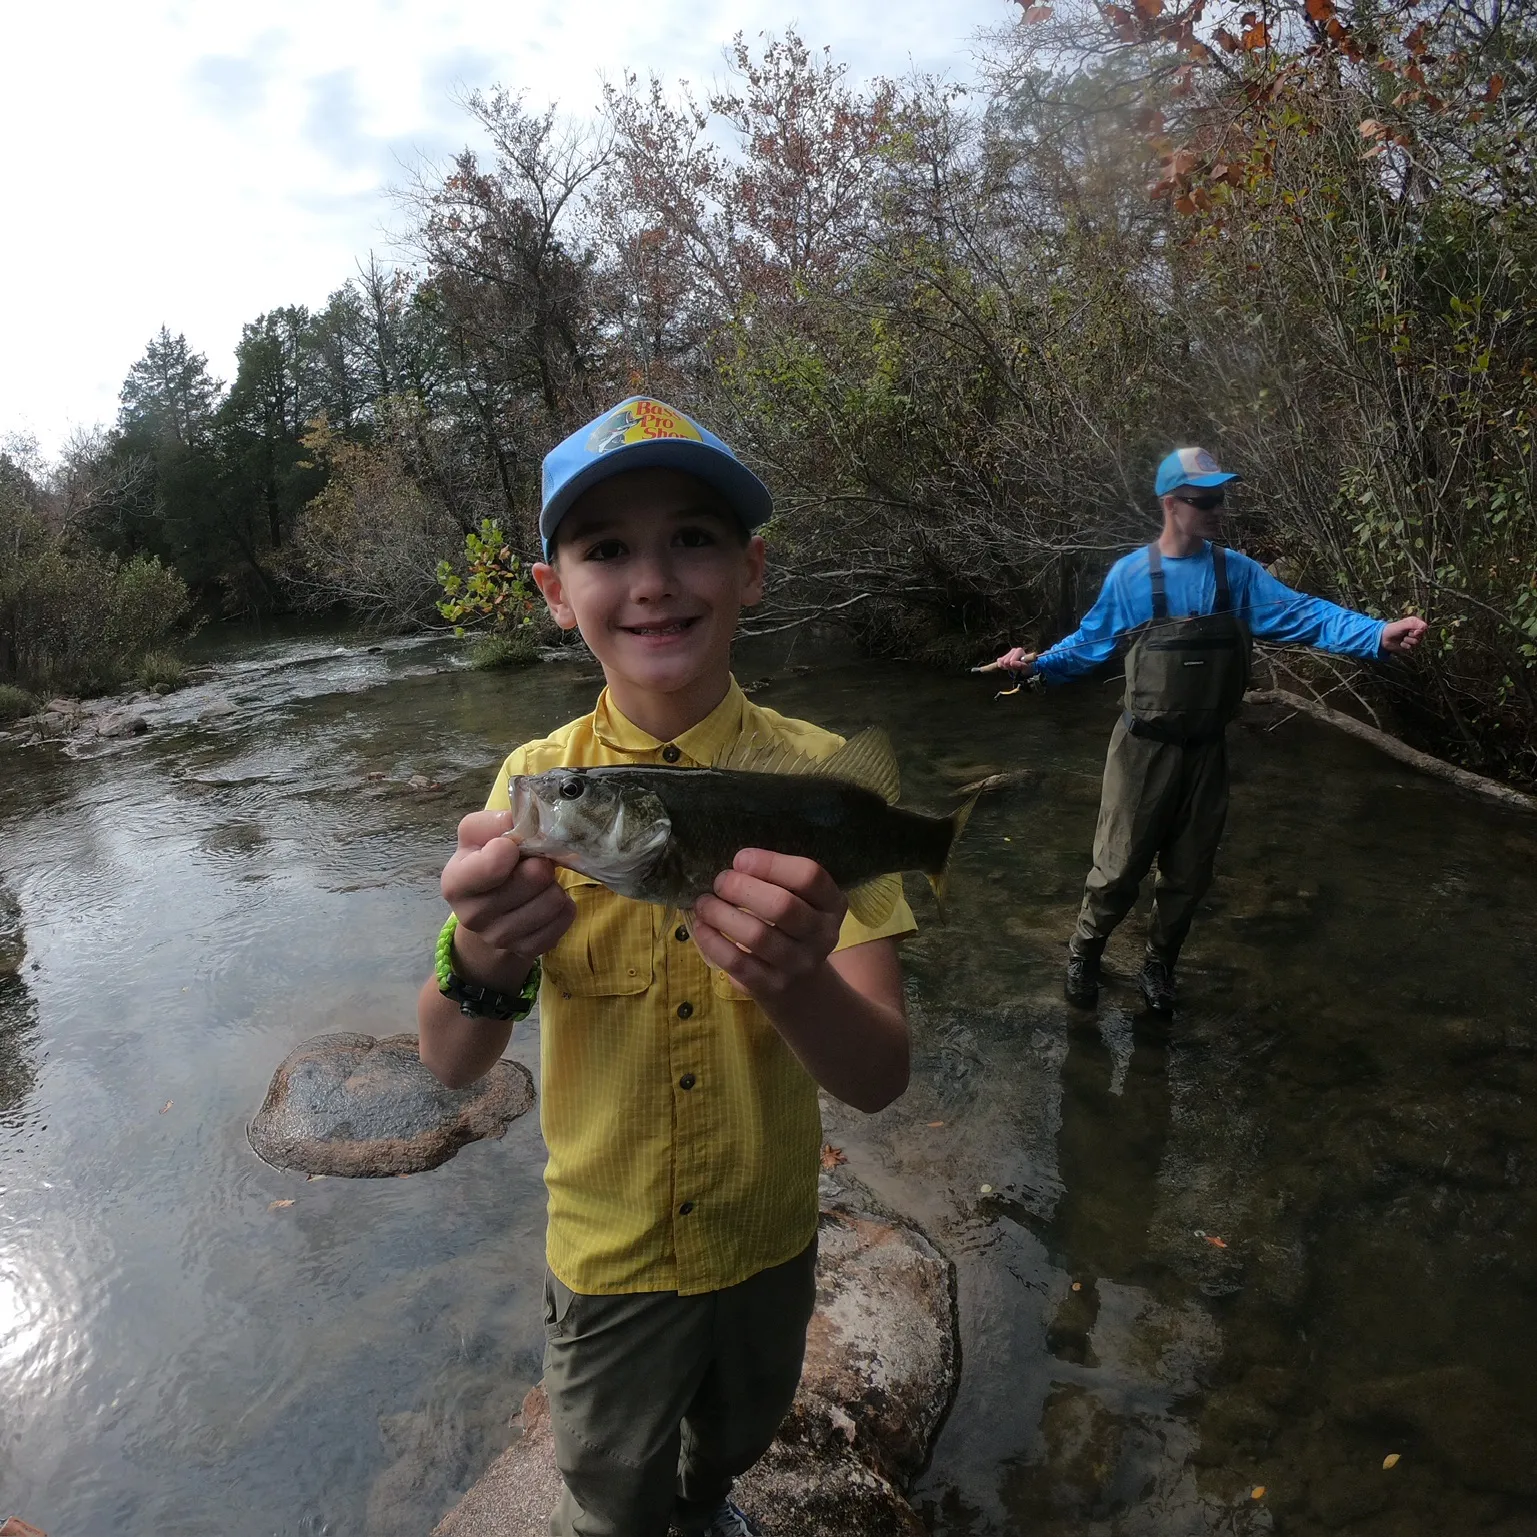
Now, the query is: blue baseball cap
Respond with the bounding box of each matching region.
[1155,446,1241,497]
[539,396,773,556]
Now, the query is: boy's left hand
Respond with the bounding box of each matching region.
[692,849,847,1001]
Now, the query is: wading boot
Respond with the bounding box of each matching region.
[691,1501,761,1537]
[1064,948,1101,1008]
[1138,954,1176,1014]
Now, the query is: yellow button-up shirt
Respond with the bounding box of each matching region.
[484,679,916,1296]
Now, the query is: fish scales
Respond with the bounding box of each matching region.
[598,766,953,906]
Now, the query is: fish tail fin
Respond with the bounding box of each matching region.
[925,792,979,919]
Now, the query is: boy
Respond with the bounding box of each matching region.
[995,446,1426,1013]
[418,396,916,1537]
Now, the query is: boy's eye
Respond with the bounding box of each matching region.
[673,525,718,549]
[583,538,627,562]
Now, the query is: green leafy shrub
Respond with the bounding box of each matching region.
[136,650,189,693]
[0,684,36,723]
[437,520,538,636]
[469,632,540,669]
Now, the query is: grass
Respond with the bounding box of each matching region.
[0,684,36,724]
[468,631,540,670]
[136,650,189,693]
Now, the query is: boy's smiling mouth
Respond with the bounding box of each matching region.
[622,617,701,638]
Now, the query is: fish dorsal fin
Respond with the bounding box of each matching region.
[715,725,900,803]
[820,727,901,804]
[713,731,821,777]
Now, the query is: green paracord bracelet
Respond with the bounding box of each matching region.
[435,912,541,1021]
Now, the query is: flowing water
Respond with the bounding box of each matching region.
[1,626,1534,1536]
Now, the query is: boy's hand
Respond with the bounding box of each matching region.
[692,849,847,1001]
[442,810,575,974]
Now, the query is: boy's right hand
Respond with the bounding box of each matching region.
[441,810,575,977]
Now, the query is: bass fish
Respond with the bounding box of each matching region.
[507,727,973,925]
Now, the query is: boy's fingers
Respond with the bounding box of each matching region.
[728,849,844,914]
[695,892,788,959]
[456,809,515,852]
[476,883,575,953]
[445,834,523,899]
[709,871,815,937]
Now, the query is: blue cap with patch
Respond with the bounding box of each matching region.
[1155,446,1240,497]
[540,396,773,556]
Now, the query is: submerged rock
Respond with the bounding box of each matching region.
[432,1200,955,1537]
[249,1032,534,1177]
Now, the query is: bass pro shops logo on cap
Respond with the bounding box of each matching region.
[587,399,704,455]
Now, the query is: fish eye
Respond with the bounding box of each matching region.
[559,777,585,800]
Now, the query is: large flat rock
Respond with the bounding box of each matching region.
[249,1032,535,1177]
[433,1201,955,1537]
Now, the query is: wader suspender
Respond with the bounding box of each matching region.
[1145,541,1232,619]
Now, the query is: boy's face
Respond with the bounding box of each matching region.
[532,468,765,702]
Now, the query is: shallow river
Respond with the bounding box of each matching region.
[2,627,1534,1537]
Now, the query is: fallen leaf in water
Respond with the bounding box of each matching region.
[268,1199,294,1210]
[306,1173,327,1181]
[927,1120,945,1127]
[1071,1281,1082,1292]
[1,1517,50,1536]
[397,1172,412,1178]
[820,1143,848,1171]
[1251,1485,1266,1499]
[159,1100,173,1115]
[1383,1453,1401,1469]
[979,1183,993,1194]
[1203,1234,1228,1248]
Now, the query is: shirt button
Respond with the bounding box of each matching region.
[677,1001,694,1019]
[678,1201,695,1215]
[675,926,689,942]
[661,744,682,763]
[679,1072,696,1090]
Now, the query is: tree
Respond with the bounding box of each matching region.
[117,327,221,449]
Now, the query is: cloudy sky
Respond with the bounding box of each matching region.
[1,0,1012,457]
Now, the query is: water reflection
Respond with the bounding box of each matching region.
[1041,1020,1171,1368]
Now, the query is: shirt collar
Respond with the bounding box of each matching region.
[591,679,749,766]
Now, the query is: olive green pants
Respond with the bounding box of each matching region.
[1071,717,1230,965]
[543,1240,818,1537]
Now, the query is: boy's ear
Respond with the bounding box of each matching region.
[742,534,767,608]
[531,560,579,631]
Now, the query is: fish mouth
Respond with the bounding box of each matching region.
[507,779,545,845]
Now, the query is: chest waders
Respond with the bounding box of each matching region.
[1071,544,1253,967]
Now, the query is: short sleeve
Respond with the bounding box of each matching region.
[483,747,530,813]
[834,872,918,951]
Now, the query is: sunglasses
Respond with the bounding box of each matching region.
[1173,492,1226,512]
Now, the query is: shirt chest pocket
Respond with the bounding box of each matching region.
[709,966,754,1004]
[543,872,656,997]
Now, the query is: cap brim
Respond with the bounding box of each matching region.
[1179,471,1240,489]
[541,439,773,551]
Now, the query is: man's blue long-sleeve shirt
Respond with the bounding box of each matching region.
[1034,542,1386,686]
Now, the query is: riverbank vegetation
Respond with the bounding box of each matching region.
[3,0,1532,778]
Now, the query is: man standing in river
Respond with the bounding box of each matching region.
[996,447,1427,1013]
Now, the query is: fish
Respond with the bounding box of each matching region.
[506,727,974,925]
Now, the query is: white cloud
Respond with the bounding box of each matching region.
[0,0,1011,455]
